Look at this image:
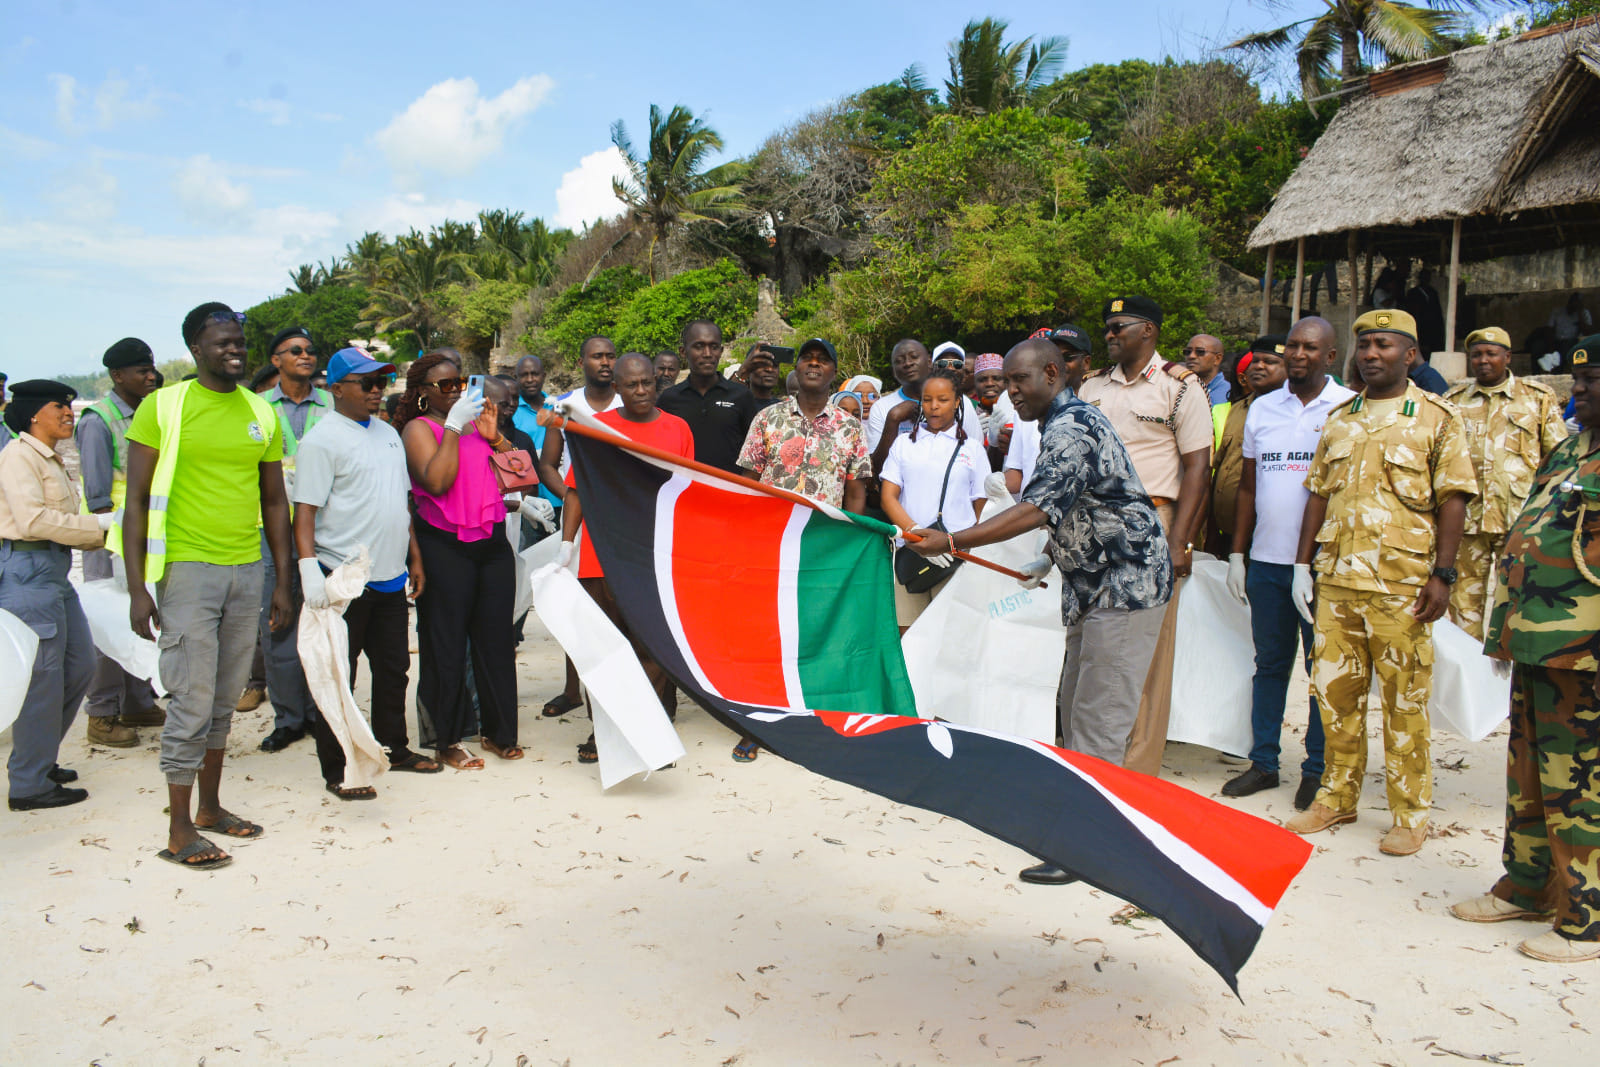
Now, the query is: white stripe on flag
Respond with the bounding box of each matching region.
[776,505,808,712]
[654,473,722,700]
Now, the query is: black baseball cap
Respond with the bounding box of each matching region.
[1049,324,1093,354]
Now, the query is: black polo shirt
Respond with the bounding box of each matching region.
[658,375,759,473]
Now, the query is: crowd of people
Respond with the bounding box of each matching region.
[0,293,1596,965]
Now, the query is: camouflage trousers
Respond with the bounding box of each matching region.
[1491,663,1600,941]
[1310,586,1432,827]
[1448,532,1504,641]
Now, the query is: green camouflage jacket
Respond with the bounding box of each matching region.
[1486,428,1600,670]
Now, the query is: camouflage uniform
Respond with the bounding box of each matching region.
[1443,374,1566,638]
[1483,428,1600,943]
[1304,382,1478,827]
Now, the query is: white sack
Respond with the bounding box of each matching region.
[901,483,1058,741]
[0,609,41,735]
[530,561,683,788]
[510,509,564,623]
[1413,617,1510,742]
[296,548,388,790]
[72,577,164,693]
[1167,557,1254,756]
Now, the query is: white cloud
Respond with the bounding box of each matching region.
[42,160,118,222]
[0,124,56,163]
[239,98,292,126]
[48,69,163,132]
[174,154,254,222]
[49,73,77,131]
[344,192,484,237]
[553,146,630,229]
[373,74,553,181]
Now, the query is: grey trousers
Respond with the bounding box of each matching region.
[1058,602,1166,765]
[258,531,316,732]
[2,544,95,798]
[156,560,262,785]
[81,547,160,719]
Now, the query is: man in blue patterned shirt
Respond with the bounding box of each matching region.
[908,338,1172,885]
[915,340,1177,883]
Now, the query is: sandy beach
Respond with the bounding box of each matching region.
[1,606,1593,1065]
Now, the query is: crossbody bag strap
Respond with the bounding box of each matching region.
[933,432,963,525]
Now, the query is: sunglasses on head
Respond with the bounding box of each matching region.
[206,311,247,329]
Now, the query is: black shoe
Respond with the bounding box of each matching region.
[259,726,306,752]
[1221,765,1280,798]
[1018,863,1079,886]
[46,765,78,784]
[10,785,89,811]
[1294,776,1321,812]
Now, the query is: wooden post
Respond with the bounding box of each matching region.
[1347,230,1360,312]
[1444,217,1462,353]
[1291,237,1306,323]
[1260,244,1276,335]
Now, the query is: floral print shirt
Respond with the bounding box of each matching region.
[738,397,871,507]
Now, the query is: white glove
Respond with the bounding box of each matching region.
[1491,659,1512,679]
[1537,351,1561,373]
[520,496,557,533]
[298,557,330,610]
[1226,553,1249,605]
[1291,563,1316,626]
[444,392,485,435]
[557,540,575,568]
[94,511,116,532]
[1018,555,1051,590]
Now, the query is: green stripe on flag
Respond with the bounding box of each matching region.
[794,512,917,717]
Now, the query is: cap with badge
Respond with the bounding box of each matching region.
[1049,323,1093,354]
[268,326,314,356]
[325,347,396,385]
[1353,308,1418,342]
[3,379,78,433]
[1573,333,1599,368]
[1248,334,1288,356]
[1102,295,1163,326]
[1463,326,1512,350]
[102,337,155,369]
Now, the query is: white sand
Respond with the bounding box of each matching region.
[1,613,1594,1065]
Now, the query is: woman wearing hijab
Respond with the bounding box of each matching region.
[0,380,117,809]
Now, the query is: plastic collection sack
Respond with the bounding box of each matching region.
[0,609,42,734]
[72,577,164,693]
[1167,557,1255,756]
[296,547,388,789]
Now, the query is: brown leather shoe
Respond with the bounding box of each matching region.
[86,716,138,748]
[118,705,166,727]
[1450,893,1553,924]
[1285,801,1356,835]
[234,687,268,712]
[1379,821,1428,856]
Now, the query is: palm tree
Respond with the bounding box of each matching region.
[288,262,328,293]
[610,103,745,281]
[475,210,570,287]
[336,231,389,289]
[1227,1,1493,113]
[360,231,471,349]
[941,17,1070,115]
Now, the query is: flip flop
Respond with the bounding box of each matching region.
[541,694,582,718]
[577,737,598,764]
[389,753,443,774]
[157,837,232,870]
[732,740,760,763]
[439,746,484,770]
[480,738,525,761]
[326,783,378,800]
[195,812,263,839]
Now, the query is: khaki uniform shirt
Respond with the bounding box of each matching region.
[0,432,104,548]
[1077,354,1213,500]
[1211,396,1252,537]
[1442,374,1567,535]
[1304,382,1478,595]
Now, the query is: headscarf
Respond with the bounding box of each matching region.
[843,375,881,395]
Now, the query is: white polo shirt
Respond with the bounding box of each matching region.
[1240,379,1356,565]
[880,424,988,537]
[293,412,413,583]
[549,386,623,477]
[866,385,985,452]
[1003,416,1041,491]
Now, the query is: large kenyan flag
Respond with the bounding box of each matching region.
[564,411,1313,993]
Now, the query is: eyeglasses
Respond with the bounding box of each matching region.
[933,357,965,369]
[427,376,465,393]
[1105,320,1143,335]
[1181,346,1218,357]
[277,344,316,358]
[356,374,391,391]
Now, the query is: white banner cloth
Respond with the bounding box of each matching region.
[296,548,388,790]
[530,561,684,788]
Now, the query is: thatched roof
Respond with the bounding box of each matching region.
[1248,22,1600,253]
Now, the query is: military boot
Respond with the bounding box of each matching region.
[86,716,138,748]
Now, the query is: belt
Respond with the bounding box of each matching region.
[1,539,53,551]
[1148,496,1173,509]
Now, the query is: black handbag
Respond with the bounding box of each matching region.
[893,436,965,593]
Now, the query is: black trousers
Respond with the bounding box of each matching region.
[309,585,414,785]
[413,519,518,750]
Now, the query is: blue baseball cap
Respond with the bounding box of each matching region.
[326,347,395,385]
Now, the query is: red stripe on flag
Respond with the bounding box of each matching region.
[669,481,795,704]
[1060,750,1313,909]
[816,711,924,736]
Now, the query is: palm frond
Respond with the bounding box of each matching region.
[1224,21,1314,54]
[1362,2,1467,62]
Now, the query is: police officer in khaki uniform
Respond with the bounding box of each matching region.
[1288,309,1478,855]
[1078,295,1213,777]
[1442,326,1567,638]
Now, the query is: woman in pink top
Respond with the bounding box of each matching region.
[396,352,522,769]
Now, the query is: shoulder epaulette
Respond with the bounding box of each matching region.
[1417,390,1461,416]
[1085,366,1112,380]
[1159,361,1194,380]
[1443,381,1470,398]
[1337,394,1362,413]
[1522,377,1556,395]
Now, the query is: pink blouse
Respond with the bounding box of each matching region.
[410,417,506,542]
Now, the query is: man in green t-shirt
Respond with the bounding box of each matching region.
[123,302,294,871]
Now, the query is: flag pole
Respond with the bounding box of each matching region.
[543,411,1046,588]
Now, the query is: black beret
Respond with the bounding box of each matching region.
[1248,335,1288,356]
[269,326,313,355]
[103,337,155,369]
[3,379,77,433]
[1102,295,1163,327]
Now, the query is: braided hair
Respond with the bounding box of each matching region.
[392,351,453,433]
[909,367,968,443]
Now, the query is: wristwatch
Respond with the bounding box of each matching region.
[1431,566,1458,585]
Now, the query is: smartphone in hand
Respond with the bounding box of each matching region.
[466,374,485,405]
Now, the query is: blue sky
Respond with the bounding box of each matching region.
[5,0,1332,375]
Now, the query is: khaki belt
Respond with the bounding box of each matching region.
[1,539,53,551]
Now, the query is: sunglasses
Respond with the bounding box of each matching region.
[427,376,465,393]
[276,343,316,358]
[1105,320,1144,335]
[934,356,965,368]
[351,374,391,391]
[1181,346,1218,357]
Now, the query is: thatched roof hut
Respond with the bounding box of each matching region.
[1245,18,1600,347]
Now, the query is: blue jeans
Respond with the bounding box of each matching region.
[1246,561,1325,777]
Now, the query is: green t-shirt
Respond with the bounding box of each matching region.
[126,383,283,566]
